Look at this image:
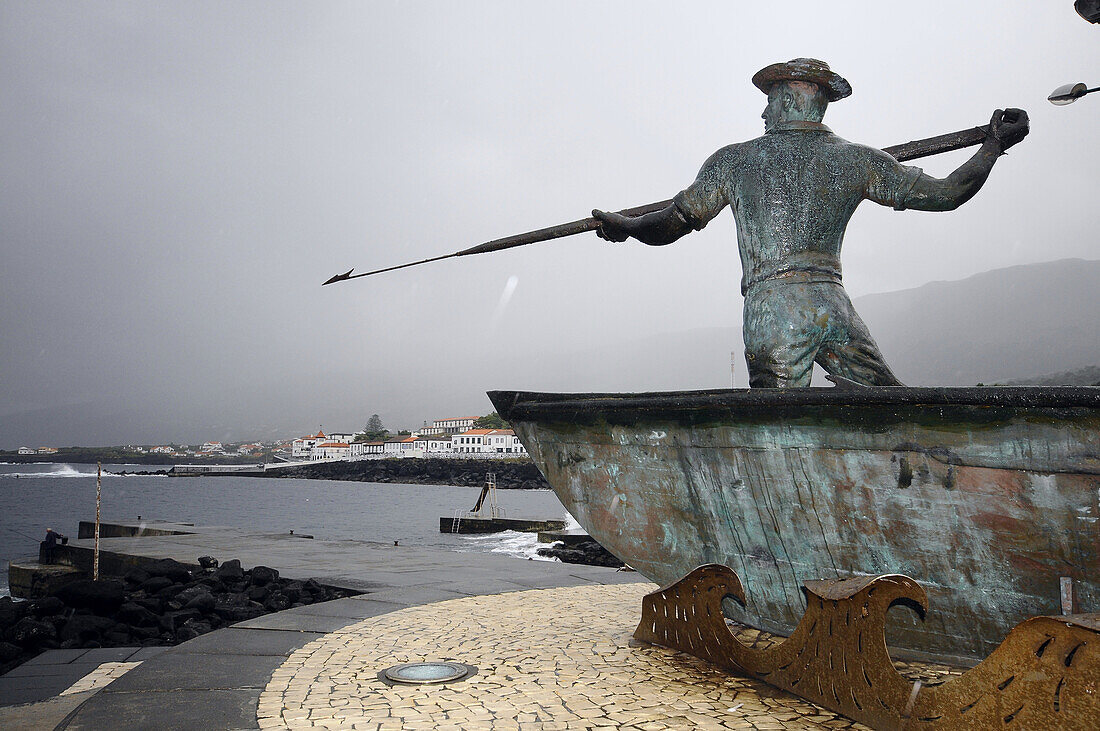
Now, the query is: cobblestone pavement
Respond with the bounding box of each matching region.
[258,582,879,730]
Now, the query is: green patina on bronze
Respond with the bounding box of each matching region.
[490,386,1100,664]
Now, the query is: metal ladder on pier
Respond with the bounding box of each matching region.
[450,472,500,533]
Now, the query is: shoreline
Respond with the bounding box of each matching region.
[8,457,552,490]
[237,457,549,489]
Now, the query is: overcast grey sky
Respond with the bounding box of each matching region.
[1,2,1097,447]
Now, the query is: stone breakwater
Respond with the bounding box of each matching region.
[272,457,551,489]
[537,539,625,568]
[0,556,355,676]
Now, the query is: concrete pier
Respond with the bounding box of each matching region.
[438,515,566,534]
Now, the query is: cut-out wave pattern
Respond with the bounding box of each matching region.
[634,564,1099,729]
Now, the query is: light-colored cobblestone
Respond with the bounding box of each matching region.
[257,582,961,729]
[59,661,142,696]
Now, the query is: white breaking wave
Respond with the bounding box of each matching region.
[460,530,557,562]
[2,465,117,478]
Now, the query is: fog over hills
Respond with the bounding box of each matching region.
[529,257,1100,391]
[858,258,1100,385]
[3,258,1098,449]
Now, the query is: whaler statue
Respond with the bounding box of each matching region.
[489,63,1098,730]
[594,58,1029,388]
[327,61,1098,729]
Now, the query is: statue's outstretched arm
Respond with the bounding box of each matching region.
[592,205,694,246]
[594,145,734,246]
[904,108,1029,212]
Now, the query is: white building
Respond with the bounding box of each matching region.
[350,441,384,457]
[311,441,351,460]
[452,429,492,453]
[452,429,527,455]
[199,442,224,454]
[485,429,527,455]
[18,447,35,455]
[292,430,327,460]
[411,435,454,455]
[422,416,478,436]
[383,437,417,456]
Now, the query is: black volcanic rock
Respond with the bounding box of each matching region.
[214,559,244,581]
[59,614,116,644]
[116,602,158,627]
[144,559,193,583]
[264,591,291,612]
[3,555,358,675]
[32,596,65,617]
[251,565,278,586]
[124,568,150,586]
[0,641,21,662]
[537,539,624,568]
[7,617,57,647]
[271,457,551,489]
[54,580,126,615]
[184,592,215,614]
[140,576,174,594]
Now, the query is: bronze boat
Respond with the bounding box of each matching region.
[489,386,1100,664]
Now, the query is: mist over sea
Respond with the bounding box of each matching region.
[0,463,573,597]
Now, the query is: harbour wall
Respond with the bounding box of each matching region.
[267,457,551,489]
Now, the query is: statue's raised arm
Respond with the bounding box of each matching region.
[900,108,1029,211]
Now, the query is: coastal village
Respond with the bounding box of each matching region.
[288,416,528,462]
[10,414,528,463]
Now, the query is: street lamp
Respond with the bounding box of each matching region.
[1048,82,1099,105]
[1076,0,1100,24]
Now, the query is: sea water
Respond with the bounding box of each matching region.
[0,463,573,597]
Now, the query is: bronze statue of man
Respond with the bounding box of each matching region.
[594,58,1029,388]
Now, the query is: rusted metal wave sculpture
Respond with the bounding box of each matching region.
[634,564,1100,729]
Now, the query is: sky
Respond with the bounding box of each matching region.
[1,2,1097,448]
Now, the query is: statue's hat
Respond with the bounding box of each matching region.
[752,58,852,102]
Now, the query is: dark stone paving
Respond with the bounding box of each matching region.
[104,653,283,693]
[171,628,326,657]
[0,647,165,707]
[60,689,263,731]
[31,522,635,729]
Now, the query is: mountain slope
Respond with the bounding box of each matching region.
[856,258,1100,385]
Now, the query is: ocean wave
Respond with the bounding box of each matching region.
[459,530,557,562]
[1,465,117,478]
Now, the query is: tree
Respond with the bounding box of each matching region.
[473,411,508,429]
[361,414,389,442]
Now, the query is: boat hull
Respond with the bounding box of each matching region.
[489,387,1100,663]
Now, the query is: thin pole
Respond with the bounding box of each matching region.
[94,462,101,581]
[322,123,993,286]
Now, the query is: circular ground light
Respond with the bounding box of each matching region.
[379,661,476,686]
